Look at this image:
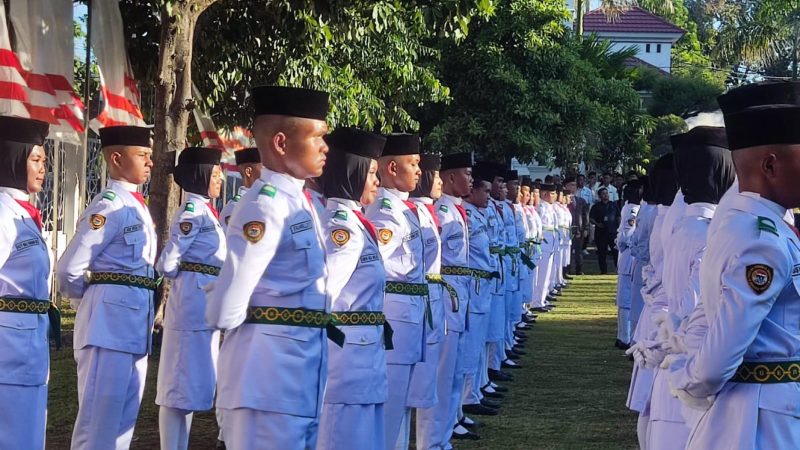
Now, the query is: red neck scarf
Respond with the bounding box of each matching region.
[15,200,42,231]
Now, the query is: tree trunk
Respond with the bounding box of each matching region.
[576,0,584,39]
[149,0,216,309]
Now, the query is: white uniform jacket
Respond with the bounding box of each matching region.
[435,194,471,332]
[537,202,558,257]
[500,200,520,292]
[412,196,444,344]
[56,179,157,355]
[669,192,800,450]
[0,189,51,386]
[464,202,496,314]
[616,202,640,277]
[205,168,328,417]
[219,185,246,233]
[486,200,505,296]
[157,193,226,331]
[322,198,388,405]
[365,187,426,364]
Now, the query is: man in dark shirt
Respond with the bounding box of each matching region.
[565,177,589,275]
[589,187,619,274]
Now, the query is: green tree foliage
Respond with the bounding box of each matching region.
[646,67,725,117]
[421,0,650,168]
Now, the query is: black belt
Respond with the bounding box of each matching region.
[330,311,393,349]
[385,281,433,329]
[244,306,345,347]
[731,361,800,383]
[179,261,221,276]
[88,272,159,291]
[0,297,61,349]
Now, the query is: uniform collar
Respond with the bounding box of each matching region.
[237,185,248,196]
[108,178,138,192]
[186,192,210,203]
[411,196,433,205]
[327,197,361,210]
[442,193,462,205]
[739,191,790,220]
[684,202,716,219]
[384,187,409,201]
[0,187,29,201]
[260,167,306,193]
[657,204,670,214]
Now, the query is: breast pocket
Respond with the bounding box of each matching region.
[0,313,38,377]
[124,231,145,261]
[342,327,382,369]
[292,232,323,278]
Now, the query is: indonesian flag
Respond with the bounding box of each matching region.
[0,0,32,118]
[89,0,145,132]
[191,84,254,171]
[192,83,225,151]
[8,0,84,143]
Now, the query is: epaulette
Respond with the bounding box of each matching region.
[333,210,348,221]
[757,216,779,237]
[259,183,277,198]
[185,201,195,212]
[101,190,117,201]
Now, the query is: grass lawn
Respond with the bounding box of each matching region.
[45,256,638,449]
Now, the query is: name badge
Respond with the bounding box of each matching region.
[404,230,420,242]
[290,220,312,234]
[123,224,143,234]
[360,254,379,264]
[425,238,437,246]
[792,264,800,277]
[15,238,40,251]
[199,225,216,233]
[448,233,464,241]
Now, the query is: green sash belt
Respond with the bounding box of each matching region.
[543,227,556,232]
[489,246,505,256]
[179,261,221,276]
[88,272,159,291]
[731,361,800,383]
[426,274,459,312]
[441,266,474,277]
[471,269,500,280]
[244,306,345,347]
[385,281,433,329]
[520,253,536,270]
[0,297,61,349]
[331,311,393,349]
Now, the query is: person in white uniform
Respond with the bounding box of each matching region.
[407,153,448,449]
[667,81,800,450]
[315,127,389,450]
[156,146,226,450]
[204,86,335,450]
[646,127,735,450]
[625,154,678,449]
[219,147,262,233]
[364,133,426,450]
[532,183,559,312]
[629,176,656,340]
[614,181,641,349]
[0,116,53,450]
[56,125,157,450]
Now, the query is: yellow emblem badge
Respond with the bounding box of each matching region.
[179,222,193,235]
[746,264,773,294]
[331,229,350,247]
[378,228,393,244]
[89,214,106,230]
[243,221,265,243]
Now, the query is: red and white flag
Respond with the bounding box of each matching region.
[89,0,145,132]
[8,0,85,143]
[191,84,255,170]
[192,83,226,151]
[0,0,33,118]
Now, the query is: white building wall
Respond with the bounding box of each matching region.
[608,41,673,73]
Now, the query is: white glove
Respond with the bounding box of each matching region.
[626,342,647,367]
[654,311,682,344]
[660,353,686,370]
[670,387,715,412]
[643,344,667,368]
[626,340,664,368]
[663,332,688,355]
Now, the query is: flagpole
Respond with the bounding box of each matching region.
[78,0,92,213]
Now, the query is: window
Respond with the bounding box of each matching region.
[657,44,662,53]
[645,44,651,53]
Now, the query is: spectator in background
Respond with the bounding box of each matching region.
[589,187,619,274]
[565,177,589,275]
[576,174,594,206]
[597,173,619,203]
[625,170,639,182]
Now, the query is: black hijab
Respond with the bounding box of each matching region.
[0,117,49,191]
[671,128,735,205]
[639,175,653,203]
[173,147,221,196]
[410,153,441,198]
[321,149,373,201]
[623,180,642,204]
[650,153,678,206]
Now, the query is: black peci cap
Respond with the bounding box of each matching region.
[419,153,442,171]
[234,147,261,165]
[324,127,386,160]
[382,133,420,156]
[718,81,800,150]
[99,125,151,148]
[0,116,49,145]
[252,85,329,121]
[670,126,728,150]
[540,183,556,192]
[178,147,222,166]
[440,152,474,171]
[505,170,519,182]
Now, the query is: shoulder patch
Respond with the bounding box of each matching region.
[757,216,779,237]
[101,190,116,201]
[331,229,351,246]
[243,221,265,243]
[89,214,106,230]
[378,228,393,244]
[179,222,193,235]
[746,264,773,294]
[334,210,348,221]
[185,202,195,212]
[439,205,449,213]
[381,198,392,210]
[259,184,277,198]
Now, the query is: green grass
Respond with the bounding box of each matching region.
[46,256,638,449]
